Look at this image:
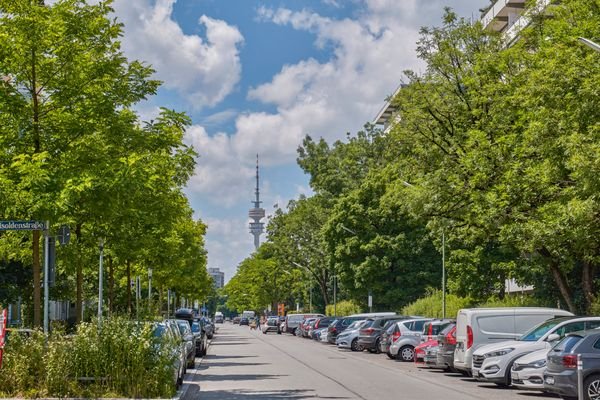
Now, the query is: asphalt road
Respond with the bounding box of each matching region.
[182,323,554,400]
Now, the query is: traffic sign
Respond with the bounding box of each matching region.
[0,220,45,231]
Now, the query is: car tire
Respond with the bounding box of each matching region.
[351,338,362,352]
[398,345,415,362]
[277,330,282,335]
[374,338,381,354]
[386,352,395,359]
[584,374,600,400]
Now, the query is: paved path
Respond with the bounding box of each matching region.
[182,323,554,400]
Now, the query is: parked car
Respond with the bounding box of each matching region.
[262,317,282,334]
[380,322,397,357]
[191,321,208,357]
[436,323,458,370]
[214,312,224,323]
[152,322,184,388]
[389,318,432,361]
[336,320,368,351]
[327,316,367,344]
[240,317,249,326]
[173,319,196,369]
[510,348,549,391]
[415,319,454,367]
[284,313,325,335]
[544,331,600,399]
[358,316,408,353]
[313,327,327,341]
[200,316,215,339]
[300,318,317,337]
[453,307,573,375]
[311,317,334,338]
[415,339,439,366]
[472,316,600,386]
[233,316,241,324]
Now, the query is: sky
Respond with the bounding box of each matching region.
[107,0,489,284]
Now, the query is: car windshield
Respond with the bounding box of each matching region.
[519,318,564,342]
[152,324,168,337]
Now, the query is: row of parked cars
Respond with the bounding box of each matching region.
[151,309,215,388]
[281,307,600,399]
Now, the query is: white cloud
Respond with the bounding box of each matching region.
[113,0,244,108]
[202,109,238,126]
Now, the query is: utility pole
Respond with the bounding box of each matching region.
[43,221,49,334]
[98,238,104,327]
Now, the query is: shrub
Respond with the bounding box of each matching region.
[326,300,361,317]
[479,294,546,308]
[0,317,175,398]
[402,290,474,319]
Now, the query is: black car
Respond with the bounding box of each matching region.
[358,316,407,353]
[327,316,365,344]
[544,331,600,399]
[240,317,249,326]
[191,321,208,357]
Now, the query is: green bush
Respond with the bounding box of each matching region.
[326,300,361,317]
[402,290,474,319]
[0,317,175,398]
[479,294,546,308]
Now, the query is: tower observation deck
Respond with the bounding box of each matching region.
[249,155,265,250]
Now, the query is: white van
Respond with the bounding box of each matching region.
[453,307,573,374]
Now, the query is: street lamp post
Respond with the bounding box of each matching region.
[333,272,337,317]
[579,37,600,52]
[98,238,104,327]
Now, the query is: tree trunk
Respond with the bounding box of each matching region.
[75,223,83,323]
[539,247,576,313]
[32,230,41,327]
[126,260,132,315]
[582,260,595,312]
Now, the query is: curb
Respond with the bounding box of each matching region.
[174,339,211,400]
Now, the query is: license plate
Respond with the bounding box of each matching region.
[545,376,555,385]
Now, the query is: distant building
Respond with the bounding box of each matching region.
[481,0,549,43]
[208,267,225,289]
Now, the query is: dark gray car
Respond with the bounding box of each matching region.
[358,316,407,353]
[544,330,600,399]
[436,323,457,371]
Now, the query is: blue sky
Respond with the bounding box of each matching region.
[109,0,488,283]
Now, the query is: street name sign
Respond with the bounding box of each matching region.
[0,220,45,231]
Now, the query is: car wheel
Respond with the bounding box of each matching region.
[277,330,282,335]
[374,338,381,354]
[585,374,600,400]
[398,345,415,362]
[263,330,267,334]
[386,352,395,359]
[351,338,362,352]
[207,334,213,339]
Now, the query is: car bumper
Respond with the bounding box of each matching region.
[358,337,377,350]
[336,337,353,348]
[511,368,545,390]
[544,371,577,397]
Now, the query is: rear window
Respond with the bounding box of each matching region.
[553,335,583,353]
[413,320,427,332]
[439,323,456,336]
[431,322,452,335]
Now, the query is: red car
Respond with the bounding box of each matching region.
[414,339,439,366]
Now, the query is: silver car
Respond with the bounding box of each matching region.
[336,320,366,351]
[389,318,432,361]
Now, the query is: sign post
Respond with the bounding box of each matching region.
[0,307,7,369]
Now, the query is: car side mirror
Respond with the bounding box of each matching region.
[546,333,560,342]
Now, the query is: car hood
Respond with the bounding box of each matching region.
[473,340,546,356]
[515,348,549,364]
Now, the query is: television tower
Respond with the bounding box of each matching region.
[249,155,265,250]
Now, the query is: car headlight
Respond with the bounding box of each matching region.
[484,348,514,358]
[531,359,546,368]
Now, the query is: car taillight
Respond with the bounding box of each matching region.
[392,331,401,342]
[428,324,433,336]
[563,355,578,369]
[447,327,457,345]
[361,328,375,335]
[466,325,473,349]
